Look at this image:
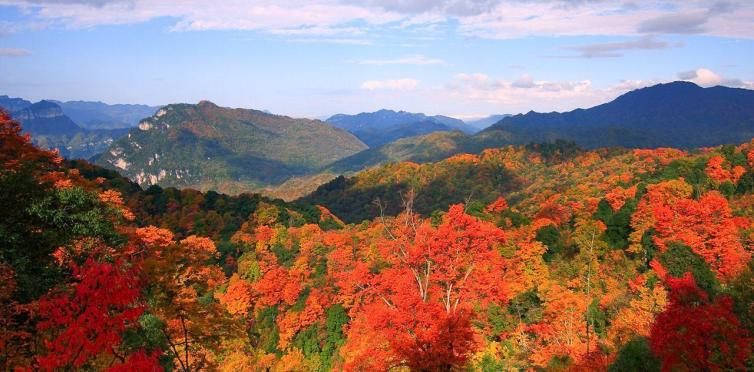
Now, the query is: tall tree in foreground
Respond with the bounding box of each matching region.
[334,201,511,370]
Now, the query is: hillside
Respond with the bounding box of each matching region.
[305,140,582,222]
[327,109,477,147]
[484,81,754,148]
[328,130,475,172]
[5,107,754,371]
[327,127,541,173]
[95,101,367,194]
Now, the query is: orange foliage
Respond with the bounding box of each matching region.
[605,185,637,211]
[527,283,590,367]
[652,191,750,281]
[485,196,509,213]
[216,274,253,317]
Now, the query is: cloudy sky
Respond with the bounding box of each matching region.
[0,0,752,118]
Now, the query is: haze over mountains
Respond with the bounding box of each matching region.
[465,114,512,130]
[53,101,160,130]
[0,97,130,159]
[0,96,159,159]
[326,109,478,147]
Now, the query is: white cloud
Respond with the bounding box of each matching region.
[356,54,445,65]
[361,78,419,90]
[557,36,675,58]
[442,72,664,113]
[288,38,373,45]
[3,0,754,39]
[512,73,535,88]
[678,67,753,88]
[2,0,403,33]
[268,26,365,36]
[456,0,754,39]
[0,47,31,56]
[441,68,754,115]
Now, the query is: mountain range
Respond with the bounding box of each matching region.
[95,100,367,194]
[7,81,754,199]
[326,109,478,147]
[53,100,160,129]
[331,82,754,173]
[0,98,129,159]
[484,81,754,149]
[0,96,159,159]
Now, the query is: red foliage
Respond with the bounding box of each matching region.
[105,349,163,372]
[339,204,509,369]
[485,196,509,213]
[0,110,62,173]
[605,185,637,211]
[36,259,143,370]
[652,191,750,281]
[253,267,301,309]
[650,273,752,371]
[705,155,745,184]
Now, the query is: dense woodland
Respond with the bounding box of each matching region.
[2,108,754,371]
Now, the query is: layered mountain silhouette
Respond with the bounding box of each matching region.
[53,100,160,129]
[330,82,754,173]
[0,97,128,159]
[327,109,477,147]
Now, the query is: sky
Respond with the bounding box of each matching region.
[0,0,753,119]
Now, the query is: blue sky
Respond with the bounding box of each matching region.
[0,0,752,119]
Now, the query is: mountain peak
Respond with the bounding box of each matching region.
[484,81,754,149]
[15,100,65,119]
[198,100,218,107]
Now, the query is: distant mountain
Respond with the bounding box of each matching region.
[95,101,367,195]
[329,81,754,173]
[12,100,82,135]
[326,109,477,147]
[465,114,512,130]
[484,82,754,149]
[1,99,127,159]
[0,95,32,112]
[54,100,160,129]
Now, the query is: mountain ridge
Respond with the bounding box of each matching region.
[483,81,754,149]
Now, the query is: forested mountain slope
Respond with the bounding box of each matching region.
[95,101,367,194]
[3,106,754,371]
